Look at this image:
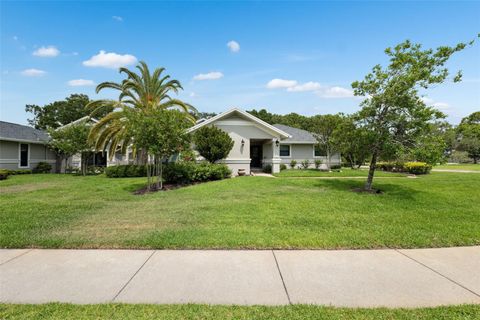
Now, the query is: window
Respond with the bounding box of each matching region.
[19,143,29,167]
[280,145,290,157]
[314,145,327,157]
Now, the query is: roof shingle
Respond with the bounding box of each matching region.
[272,124,317,143]
[0,121,50,143]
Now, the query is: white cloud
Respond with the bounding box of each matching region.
[267,78,353,98]
[421,97,450,110]
[287,81,322,92]
[112,16,123,22]
[317,86,354,98]
[189,92,196,97]
[21,68,46,77]
[83,50,137,69]
[13,36,18,41]
[193,71,224,81]
[266,78,298,89]
[227,40,240,53]
[33,46,60,57]
[68,79,95,86]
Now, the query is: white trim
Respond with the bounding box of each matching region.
[56,116,99,130]
[285,141,317,144]
[0,137,47,144]
[279,144,291,158]
[18,143,30,168]
[220,158,251,164]
[187,108,292,139]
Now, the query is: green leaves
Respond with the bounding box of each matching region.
[193,126,234,163]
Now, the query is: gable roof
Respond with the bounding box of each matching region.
[187,108,292,139]
[0,121,50,144]
[272,124,317,144]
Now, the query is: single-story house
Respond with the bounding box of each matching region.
[0,121,57,171]
[187,108,341,175]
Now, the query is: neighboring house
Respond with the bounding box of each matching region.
[188,108,341,175]
[0,121,57,171]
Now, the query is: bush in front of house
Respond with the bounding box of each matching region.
[280,164,287,171]
[106,162,231,183]
[193,126,234,163]
[403,162,432,175]
[301,159,310,169]
[263,164,272,173]
[0,169,9,180]
[289,160,297,169]
[314,159,322,169]
[33,162,52,173]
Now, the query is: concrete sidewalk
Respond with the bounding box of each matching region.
[1,247,479,307]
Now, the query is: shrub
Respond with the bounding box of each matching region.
[5,169,33,175]
[280,164,287,171]
[330,164,342,170]
[289,160,297,169]
[193,126,234,163]
[106,163,231,183]
[301,159,310,169]
[376,161,404,172]
[314,159,322,169]
[33,162,52,173]
[403,162,432,174]
[263,164,272,173]
[0,169,9,180]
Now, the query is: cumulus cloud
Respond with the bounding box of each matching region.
[287,81,322,92]
[193,71,224,81]
[227,40,240,53]
[21,68,46,77]
[112,16,123,22]
[33,46,60,57]
[421,97,449,110]
[267,78,353,98]
[68,79,95,86]
[266,78,298,89]
[317,86,354,98]
[83,50,137,69]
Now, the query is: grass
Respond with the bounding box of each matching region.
[1,172,479,249]
[434,164,480,171]
[274,168,406,177]
[1,303,479,320]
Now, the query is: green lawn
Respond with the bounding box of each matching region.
[1,303,479,320]
[274,168,406,177]
[1,172,479,249]
[434,164,480,171]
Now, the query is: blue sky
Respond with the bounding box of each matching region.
[1,1,479,125]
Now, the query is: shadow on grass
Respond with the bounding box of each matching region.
[315,179,423,200]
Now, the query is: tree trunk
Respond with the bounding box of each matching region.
[159,162,163,190]
[365,151,378,191]
[326,148,331,170]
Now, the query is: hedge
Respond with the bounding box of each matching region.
[105,162,231,183]
[376,161,432,174]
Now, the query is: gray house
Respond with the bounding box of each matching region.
[0,121,57,171]
[188,108,340,175]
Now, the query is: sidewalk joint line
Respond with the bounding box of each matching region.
[0,249,34,267]
[395,249,480,298]
[272,250,292,304]
[112,250,156,302]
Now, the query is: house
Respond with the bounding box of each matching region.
[187,108,341,175]
[0,121,57,171]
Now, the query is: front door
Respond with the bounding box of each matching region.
[250,145,263,168]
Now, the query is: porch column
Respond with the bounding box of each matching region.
[271,138,281,173]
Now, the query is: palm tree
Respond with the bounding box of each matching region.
[87,61,197,161]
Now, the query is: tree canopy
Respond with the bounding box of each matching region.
[351,38,474,190]
[193,126,234,163]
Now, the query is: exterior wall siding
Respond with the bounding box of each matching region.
[0,140,57,171]
[279,143,341,169]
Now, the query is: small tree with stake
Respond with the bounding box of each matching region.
[129,109,191,191]
[352,37,477,191]
[193,126,234,163]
